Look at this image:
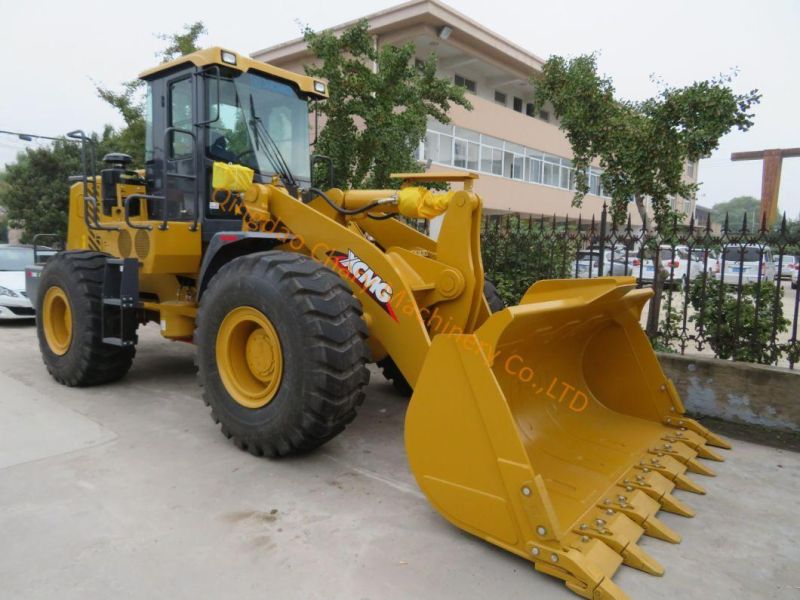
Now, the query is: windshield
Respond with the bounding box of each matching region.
[206,71,310,181]
[724,247,764,262]
[0,247,34,271]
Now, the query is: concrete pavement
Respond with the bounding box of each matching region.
[1,321,799,600]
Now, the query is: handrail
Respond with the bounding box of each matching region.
[31,233,62,264]
[163,126,200,232]
[122,194,168,231]
[67,129,119,232]
[83,195,121,232]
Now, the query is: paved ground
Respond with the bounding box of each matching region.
[1,321,799,600]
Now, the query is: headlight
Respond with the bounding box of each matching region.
[0,286,18,297]
[313,81,326,94]
[221,50,237,65]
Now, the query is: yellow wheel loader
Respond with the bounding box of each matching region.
[32,48,730,600]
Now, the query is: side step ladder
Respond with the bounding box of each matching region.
[102,258,139,347]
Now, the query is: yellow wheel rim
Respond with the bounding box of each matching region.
[43,286,73,356]
[216,306,283,409]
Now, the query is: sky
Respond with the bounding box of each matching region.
[1,0,798,215]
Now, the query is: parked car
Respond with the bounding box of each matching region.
[690,248,717,274]
[773,255,797,280]
[633,245,702,288]
[573,248,631,278]
[714,244,776,285]
[0,245,38,320]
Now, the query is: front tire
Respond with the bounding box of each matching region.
[196,251,370,457]
[36,251,135,386]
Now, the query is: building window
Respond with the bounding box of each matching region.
[480,134,503,175]
[525,102,535,117]
[419,119,611,198]
[525,151,543,184]
[513,97,523,112]
[542,159,560,186]
[453,126,480,171]
[454,74,476,93]
[503,142,525,180]
[539,110,550,122]
[494,90,507,105]
[589,169,602,196]
[687,160,696,178]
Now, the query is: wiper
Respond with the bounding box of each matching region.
[248,93,299,195]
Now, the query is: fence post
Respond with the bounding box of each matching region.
[597,203,607,277]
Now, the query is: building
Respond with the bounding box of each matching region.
[253,0,697,226]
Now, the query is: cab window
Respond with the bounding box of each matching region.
[169,78,193,157]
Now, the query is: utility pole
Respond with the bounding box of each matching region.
[730,147,800,228]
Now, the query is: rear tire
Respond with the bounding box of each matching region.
[483,278,505,313]
[379,278,506,396]
[36,250,135,386]
[196,251,370,457]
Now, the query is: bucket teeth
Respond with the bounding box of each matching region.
[686,457,716,477]
[640,515,681,544]
[621,542,664,576]
[566,578,632,600]
[587,578,632,600]
[626,468,695,517]
[702,429,732,450]
[599,486,682,544]
[572,512,665,577]
[648,441,715,476]
[658,492,695,518]
[673,472,706,495]
[694,444,725,462]
[662,430,725,462]
[538,540,627,600]
[666,417,732,449]
[638,454,690,484]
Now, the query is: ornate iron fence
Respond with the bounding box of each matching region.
[479,207,800,370]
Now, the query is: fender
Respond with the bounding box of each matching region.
[197,231,295,298]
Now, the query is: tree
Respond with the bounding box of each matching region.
[303,20,471,189]
[481,216,577,304]
[532,54,761,228]
[95,21,207,166]
[688,274,792,364]
[710,195,760,230]
[0,128,122,242]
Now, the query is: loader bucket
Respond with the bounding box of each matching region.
[406,277,729,600]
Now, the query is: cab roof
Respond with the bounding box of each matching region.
[137,47,328,99]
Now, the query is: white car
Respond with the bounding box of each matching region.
[573,249,631,278]
[691,249,717,274]
[774,255,797,280]
[714,245,776,285]
[0,245,37,320]
[633,245,703,288]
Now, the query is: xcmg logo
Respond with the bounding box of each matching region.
[330,250,398,321]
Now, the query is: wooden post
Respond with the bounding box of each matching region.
[731,148,800,228]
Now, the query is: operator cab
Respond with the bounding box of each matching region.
[138,47,329,240]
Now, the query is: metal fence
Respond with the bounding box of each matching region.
[474,207,800,369]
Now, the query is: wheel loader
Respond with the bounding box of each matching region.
[31,47,730,600]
